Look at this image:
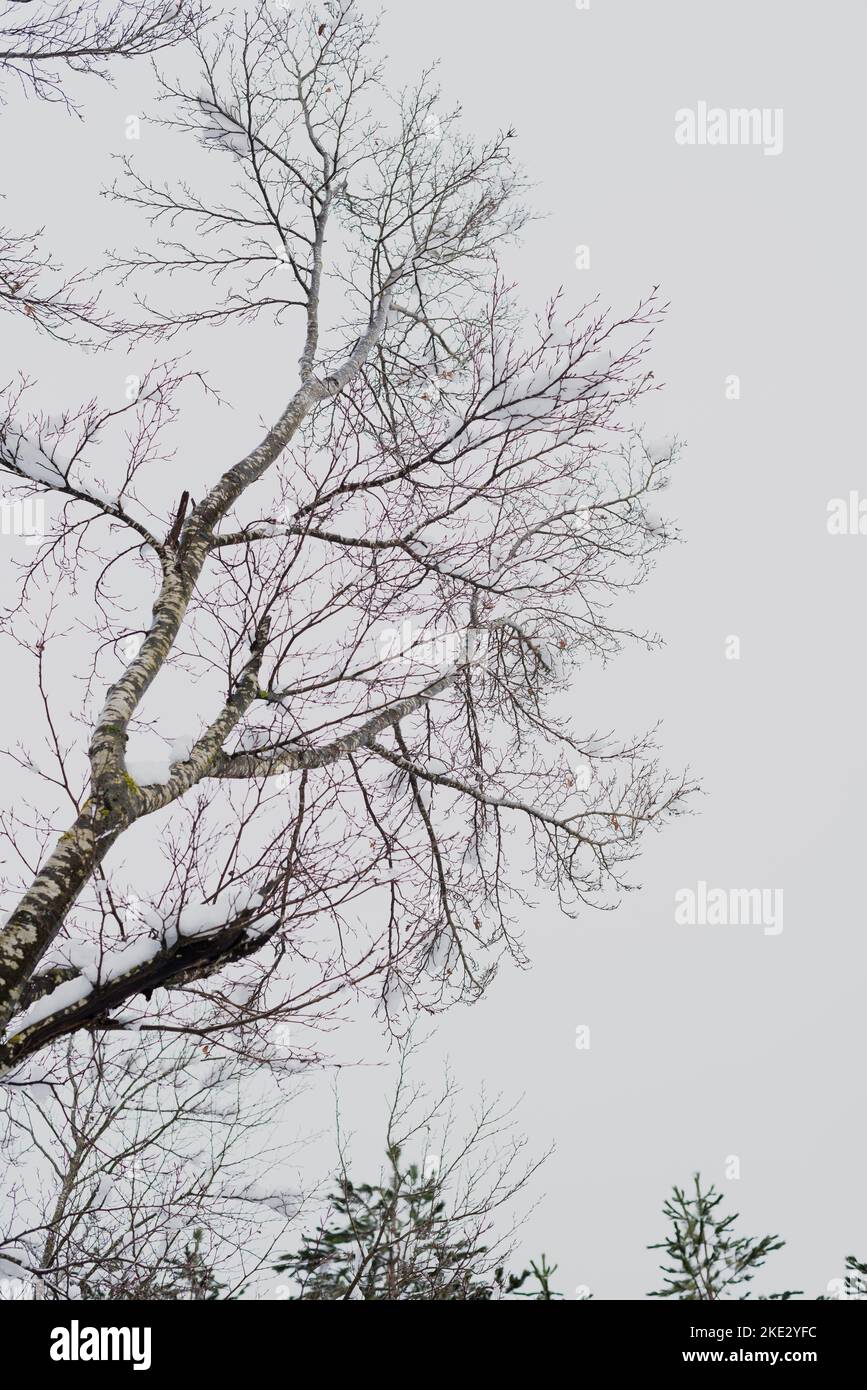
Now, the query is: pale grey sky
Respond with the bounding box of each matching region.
[1,0,864,1299]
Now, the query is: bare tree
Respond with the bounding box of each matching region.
[274,1032,549,1301]
[0,0,693,1078]
[0,1,199,105]
[0,1028,303,1298]
[0,1,200,338]
[0,224,113,342]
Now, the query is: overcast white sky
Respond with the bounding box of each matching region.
[2,0,865,1299]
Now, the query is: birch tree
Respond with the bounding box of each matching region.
[0,0,692,1078]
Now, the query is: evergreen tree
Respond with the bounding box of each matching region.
[506,1254,565,1300]
[820,1255,867,1301]
[841,1256,867,1299]
[275,1145,558,1301]
[649,1174,801,1300]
